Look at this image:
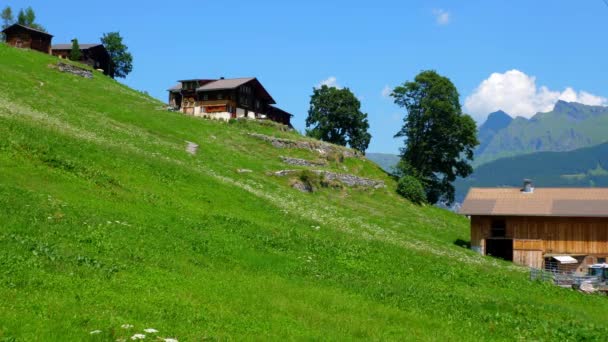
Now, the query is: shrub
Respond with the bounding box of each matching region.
[396,175,426,204]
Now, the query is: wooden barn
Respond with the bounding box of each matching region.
[168,77,293,127]
[1,23,52,54]
[51,43,111,76]
[460,180,608,271]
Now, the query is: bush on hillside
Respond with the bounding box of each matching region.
[397,175,426,205]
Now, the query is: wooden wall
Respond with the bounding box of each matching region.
[471,215,608,267]
[6,31,51,54]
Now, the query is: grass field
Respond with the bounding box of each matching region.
[2,44,608,340]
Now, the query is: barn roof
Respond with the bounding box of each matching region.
[52,43,103,50]
[197,78,276,104]
[167,83,181,92]
[460,188,608,217]
[197,78,255,91]
[1,23,53,37]
[268,105,294,117]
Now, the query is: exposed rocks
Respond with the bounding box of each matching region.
[54,62,93,78]
[291,180,313,193]
[272,169,385,189]
[237,168,253,173]
[280,156,327,167]
[272,169,297,177]
[249,133,361,159]
[185,141,198,155]
[320,171,385,189]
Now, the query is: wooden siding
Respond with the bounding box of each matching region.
[513,250,543,269]
[471,215,608,267]
[513,239,542,251]
[5,31,51,54]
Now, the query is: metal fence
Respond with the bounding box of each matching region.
[530,267,601,288]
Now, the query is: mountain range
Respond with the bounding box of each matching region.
[367,101,608,202]
[475,100,608,165]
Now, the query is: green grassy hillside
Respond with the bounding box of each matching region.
[2,44,608,340]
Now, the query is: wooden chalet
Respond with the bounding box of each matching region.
[2,23,53,54]
[168,77,293,127]
[460,180,608,271]
[51,43,111,76]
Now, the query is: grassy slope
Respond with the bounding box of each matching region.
[1,45,608,340]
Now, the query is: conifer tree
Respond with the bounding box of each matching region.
[69,39,82,61]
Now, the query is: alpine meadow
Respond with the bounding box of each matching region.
[3,44,608,340]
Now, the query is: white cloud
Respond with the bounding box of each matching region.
[432,9,450,25]
[317,76,341,89]
[464,69,608,122]
[381,85,392,98]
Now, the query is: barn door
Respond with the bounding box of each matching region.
[485,238,513,261]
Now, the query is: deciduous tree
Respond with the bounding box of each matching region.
[1,6,14,41]
[391,70,478,204]
[100,32,133,78]
[306,85,371,153]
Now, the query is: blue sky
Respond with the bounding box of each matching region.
[5,0,608,153]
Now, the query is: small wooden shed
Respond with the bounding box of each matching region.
[2,23,53,54]
[460,181,608,270]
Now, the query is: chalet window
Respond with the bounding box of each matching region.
[255,100,260,109]
[203,94,208,101]
[218,93,223,100]
[598,257,606,264]
[490,219,506,238]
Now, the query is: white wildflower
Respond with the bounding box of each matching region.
[144,328,158,333]
[130,334,146,340]
[121,324,134,329]
[163,338,178,342]
[90,330,102,334]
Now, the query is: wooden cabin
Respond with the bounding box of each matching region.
[2,23,52,54]
[460,181,608,271]
[51,43,112,76]
[168,77,293,127]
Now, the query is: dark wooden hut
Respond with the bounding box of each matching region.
[2,23,52,54]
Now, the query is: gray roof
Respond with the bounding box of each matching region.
[168,83,181,92]
[197,78,255,91]
[52,43,103,50]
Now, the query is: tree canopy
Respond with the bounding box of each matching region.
[305,85,371,153]
[100,32,133,79]
[1,6,45,33]
[1,6,13,29]
[391,70,478,204]
[0,6,13,41]
[16,6,45,32]
[69,39,81,61]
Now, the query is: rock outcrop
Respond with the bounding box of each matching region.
[54,62,93,79]
[280,156,327,167]
[272,169,385,189]
[249,133,361,159]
